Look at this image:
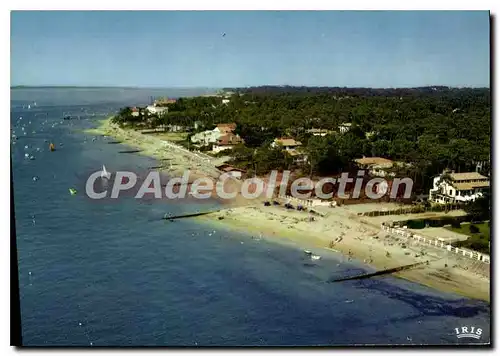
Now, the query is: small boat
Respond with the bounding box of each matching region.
[311,254,321,261]
[303,250,312,255]
[344,300,354,304]
[69,188,77,195]
[49,143,55,151]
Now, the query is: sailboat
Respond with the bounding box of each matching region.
[101,165,110,180]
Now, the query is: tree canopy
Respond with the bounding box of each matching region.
[112,86,490,194]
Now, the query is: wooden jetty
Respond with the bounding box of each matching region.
[119,149,142,154]
[328,261,429,283]
[163,210,221,221]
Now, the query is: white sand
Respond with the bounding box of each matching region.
[200,203,489,301]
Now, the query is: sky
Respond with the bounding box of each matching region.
[10,11,490,88]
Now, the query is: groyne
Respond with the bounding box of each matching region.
[163,210,221,221]
[329,261,429,283]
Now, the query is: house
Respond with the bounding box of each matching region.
[214,123,237,134]
[212,133,244,153]
[191,123,236,146]
[131,107,140,117]
[354,157,395,177]
[271,138,307,164]
[222,99,230,105]
[191,130,220,145]
[306,128,331,137]
[429,171,490,204]
[146,105,169,116]
[154,98,177,106]
[338,122,352,134]
[287,149,308,164]
[271,138,302,151]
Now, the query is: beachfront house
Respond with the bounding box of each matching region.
[354,157,395,177]
[271,138,302,151]
[338,122,352,134]
[271,138,307,164]
[214,123,237,135]
[146,105,169,115]
[191,130,220,145]
[222,99,230,105]
[429,171,490,204]
[191,123,237,147]
[131,107,140,117]
[212,133,244,153]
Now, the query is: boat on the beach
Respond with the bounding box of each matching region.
[303,250,312,255]
[311,254,321,261]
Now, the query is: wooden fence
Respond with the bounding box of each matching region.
[361,204,463,217]
[381,224,490,264]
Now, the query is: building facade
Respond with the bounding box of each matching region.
[191,123,238,147]
[212,133,244,153]
[429,171,490,204]
[354,157,395,177]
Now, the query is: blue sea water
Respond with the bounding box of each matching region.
[11,88,490,346]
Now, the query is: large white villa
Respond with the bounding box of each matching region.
[190,123,239,149]
[429,171,490,204]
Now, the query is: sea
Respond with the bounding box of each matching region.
[11,87,491,346]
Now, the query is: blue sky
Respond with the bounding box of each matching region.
[11,11,490,88]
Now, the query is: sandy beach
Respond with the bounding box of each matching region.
[87,118,490,302]
[85,118,224,181]
[200,204,490,302]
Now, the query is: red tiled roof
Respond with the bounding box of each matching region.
[217,133,244,146]
[216,123,237,132]
[155,98,177,104]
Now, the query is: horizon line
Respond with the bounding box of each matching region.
[11,84,491,90]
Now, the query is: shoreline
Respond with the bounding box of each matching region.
[86,117,490,303]
[197,206,490,302]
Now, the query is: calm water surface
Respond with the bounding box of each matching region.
[11,88,490,346]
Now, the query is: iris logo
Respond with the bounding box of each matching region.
[454,326,482,339]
